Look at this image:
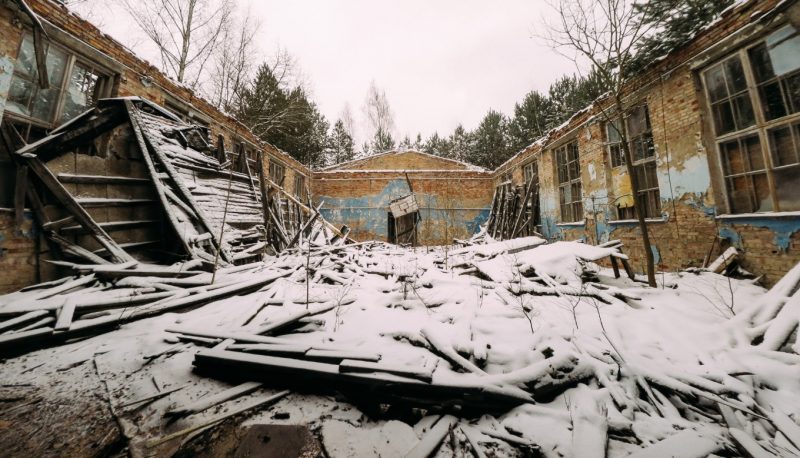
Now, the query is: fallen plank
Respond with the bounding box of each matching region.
[145,389,290,448]
[256,303,336,336]
[118,384,190,409]
[728,428,774,458]
[339,359,434,382]
[53,298,76,332]
[421,326,486,375]
[165,381,262,418]
[625,429,725,458]
[403,415,457,458]
[460,425,488,458]
[708,247,738,274]
[193,349,532,409]
[0,310,50,333]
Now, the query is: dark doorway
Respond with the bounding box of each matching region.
[388,211,418,246]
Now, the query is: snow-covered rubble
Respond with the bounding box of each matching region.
[2,239,800,457]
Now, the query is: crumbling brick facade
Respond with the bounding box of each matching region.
[313,151,494,245]
[0,0,310,292]
[495,0,800,285]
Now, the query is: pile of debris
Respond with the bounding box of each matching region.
[3,236,800,457]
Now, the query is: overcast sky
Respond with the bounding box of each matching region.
[74,0,578,143]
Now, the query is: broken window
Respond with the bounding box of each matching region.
[7,35,68,123]
[269,160,285,187]
[704,30,800,214]
[60,62,106,123]
[294,174,306,199]
[606,120,625,167]
[607,106,660,219]
[704,56,756,136]
[556,141,583,223]
[6,34,111,129]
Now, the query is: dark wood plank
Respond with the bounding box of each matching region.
[22,154,133,263]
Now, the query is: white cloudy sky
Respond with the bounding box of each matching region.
[73,0,578,143]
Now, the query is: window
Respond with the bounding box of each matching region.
[269,160,285,186]
[703,26,800,213]
[705,56,756,136]
[555,141,583,222]
[749,41,800,121]
[6,34,110,131]
[294,174,306,199]
[606,120,625,167]
[609,106,661,219]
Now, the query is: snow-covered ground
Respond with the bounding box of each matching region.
[1,239,799,457]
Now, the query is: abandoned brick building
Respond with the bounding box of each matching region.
[0,0,799,294]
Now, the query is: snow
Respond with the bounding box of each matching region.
[2,240,800,456]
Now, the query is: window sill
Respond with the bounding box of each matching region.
[608,217,668,225]
[557,220,585,228]
[716,211,800,220]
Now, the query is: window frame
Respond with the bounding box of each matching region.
[554,140,583,223]
[5,32,114,131]
[294,174,306,199]
[268,159,286,187]
[701,27,800,215]
[607,105,662,220]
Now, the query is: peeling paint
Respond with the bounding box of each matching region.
[658,154,712,199]
[720,216,800,251]
[318,178,490,244]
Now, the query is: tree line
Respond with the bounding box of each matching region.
[113,0,734,170]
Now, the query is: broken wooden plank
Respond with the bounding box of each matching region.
[53,298,76,332]
[20,154,133,264]
[256,303,336,336]
[57,174,151,185]
[0,310,50,333]
[728,428,773,458]
[165,381,263,418]
[460,425,488,458]
[708,247,738,274]
[421,326,486,375]
[338,359,434,383]
[145,389,290,448]
[403,415,457,458]
[118,383,190,409]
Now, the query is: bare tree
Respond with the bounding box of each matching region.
[204,8,260,111]
[544,0,657,287]
[340,103,357,143]
[120,0,233,89]
[362,80,395,154]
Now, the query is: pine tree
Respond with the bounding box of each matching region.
[412,133,423,150]
[233,63,292,140]
[423,132,452,157]
[371,128,395,153]
[329,119,355,165]
[398,135,413,149]
[631,0,735,71]
[448,124,473,164]
[469,110,511,169]
[508,90,552,153]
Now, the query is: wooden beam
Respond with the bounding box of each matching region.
[21,154,133,263]
[125,100,229,263]
[123,100,195,261]
[61,219,157,234]
[16,106,127,161]
[57,174,151,185]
